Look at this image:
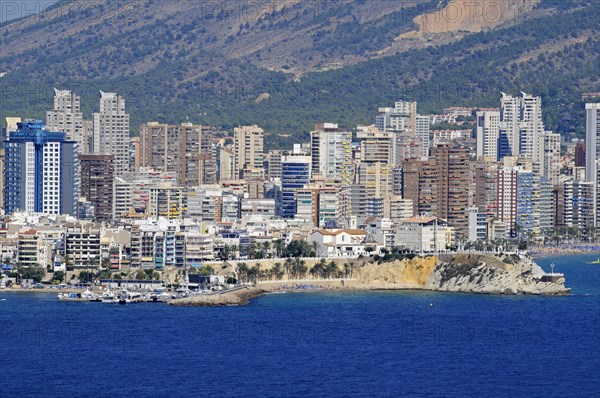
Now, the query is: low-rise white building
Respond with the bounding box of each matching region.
[395,217,449,253]
[310,227,376,258]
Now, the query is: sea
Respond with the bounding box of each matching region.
[1,253,599,398]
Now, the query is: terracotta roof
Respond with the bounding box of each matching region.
[402,217,437,224]
[316,228,367,236]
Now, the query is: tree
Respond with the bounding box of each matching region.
[135,270,147,280]
[291,258,308,279]
[283,240,316,258]
[325,261,339,279]
[310,259,327,279]
[274,239,285,258]
[51,271,66,284]
[271,262,284,280]
[78,271,95,284]
[284,258,293,278]
[16,265,46,283]
[236,262,250,284]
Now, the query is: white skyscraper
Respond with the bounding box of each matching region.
[93,91,130,175]
[415,115,431,158]
[499,92,521,158]
[520,92,545,161]
[310,123,353,187]
[586,103,600,183]
[499,92,545,160]
[476,110,500,160]
[586,103,600,226]
[233,125,264,179]
[376,101,417,134]
[46,88,84,152]
[541,132,561,186]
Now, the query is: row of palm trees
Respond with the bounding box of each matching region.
[235,258,358,284]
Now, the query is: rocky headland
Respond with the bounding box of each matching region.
[352,253,570,296]
[175,254,570,306]
[167,287,266,307]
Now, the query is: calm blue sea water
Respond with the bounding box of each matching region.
[1,254,599,398]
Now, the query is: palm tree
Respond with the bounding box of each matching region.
[343,262,351,278]
[325,261,339,279]
[274,239,285,258]
[284,258,293,279]
[262,241,271,258]
[236,262,249,284]
[271,262,284,280]
[311,259,326,279]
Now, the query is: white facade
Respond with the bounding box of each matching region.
[42,142,61,214]
[93,91,130,176]
[586,103,600,226]
[520,93,545,161]
[24,142,35,212]
[415,115,431,158]
[500,92,521,157]
[541,132,561,186]
[46,89,84,152]
[233,125,264,178]
[395,217,449,253]
[476,110,500,160]
[309,228,370,258]
[310,124,353,186]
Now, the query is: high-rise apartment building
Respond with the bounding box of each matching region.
[46,88,85,153]
[265,150,283,180]
[376,101,417,134]
[519,93,545,161]
[472,159,499,218]
[352,162,394,217]
[310,123,353,186]
[575,142,586,168]
[3,120,78,215]
[596,160,600,228]
[92,91,130,175]
[281,154,311,219]
[431,145,471,238]
[219,148,235,182]
[139,122,216,186]
[499,92,521,158]
[233,125,264,179]
[356,127,394,164]
[541,132,561,186]
[415,115,431,158]
[498,92,545,161]
[0,149,4,211]
[79,154,114,222]
[402,159,437,217]
[558,179,595,230]
[498,165,534,238]
[476,110,500,160]
[585,103,600,226]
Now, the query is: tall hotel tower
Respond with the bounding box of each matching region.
[3,120,78,215]
[93,91,130,175]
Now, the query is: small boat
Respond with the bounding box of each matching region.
[99,289,116,303]
[118,290,143,304]
[587,258,600,264]
[58,290,96,302]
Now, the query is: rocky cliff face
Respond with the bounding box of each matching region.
[353,254,570,296]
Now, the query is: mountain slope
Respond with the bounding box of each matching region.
[0,0,598,147]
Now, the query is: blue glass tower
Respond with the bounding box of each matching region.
[3,120,78,215]
[281,155,311,219]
